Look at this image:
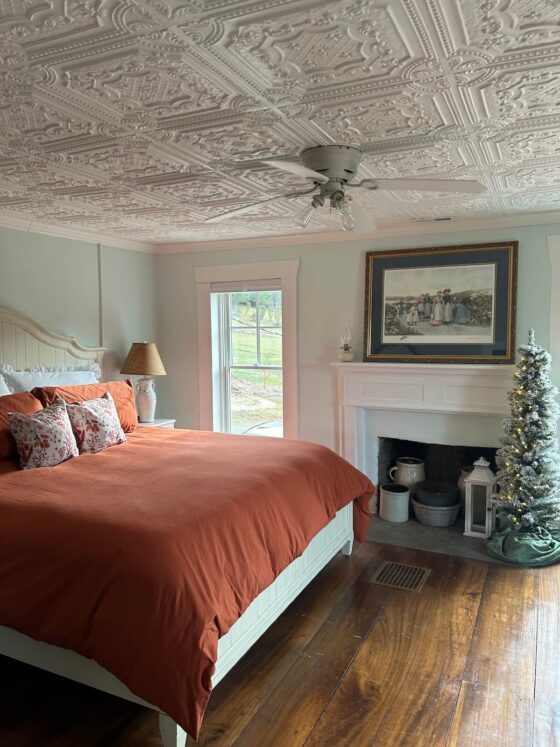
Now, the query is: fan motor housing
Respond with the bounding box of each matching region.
[301,145,362,183]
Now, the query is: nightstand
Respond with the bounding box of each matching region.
[140,418,176,429]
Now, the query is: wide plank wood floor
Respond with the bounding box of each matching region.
[0,541,557,747]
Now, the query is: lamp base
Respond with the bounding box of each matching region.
[137,377,157,423]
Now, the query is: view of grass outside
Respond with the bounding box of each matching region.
[227,291,283,435]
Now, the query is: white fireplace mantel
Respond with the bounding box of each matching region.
[333,362,514,416]
[332,362,514,492]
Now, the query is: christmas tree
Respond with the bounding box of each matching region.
[488,330,560,566]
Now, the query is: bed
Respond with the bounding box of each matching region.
[0,307,373,746]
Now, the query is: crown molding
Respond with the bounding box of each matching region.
[0,212,154,254]
[154,210,560,254]
[2,208,560,256]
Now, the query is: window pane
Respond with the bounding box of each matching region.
[258,290,282,327]
[230,368,283,436]
[231,328,257,365]
[260,327,282,365]
[231,292,257,326]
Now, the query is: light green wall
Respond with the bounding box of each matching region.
[0,222,555,447]
[156,224,556,447]
[0,227,157,378]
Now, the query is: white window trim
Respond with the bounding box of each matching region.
[195,259,299,438]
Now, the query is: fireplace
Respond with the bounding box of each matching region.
[377,436,497,487]
[333,362,514,512]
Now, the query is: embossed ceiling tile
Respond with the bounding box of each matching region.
[2,0,560,242]
[482,66,560,122]
[214,0,415,96]
[495,128,560,164]
[350,188,409,218]
[64,138,195,179]
[504,189,560,211]
[215,200,301,224]
[309,90,446,145]
[0,100,93,144]
[63,47,231,119]
[54,190,157,210]
[400,194,497,212]
[224,165,311,195]
[0,0,105,48]
[173,118,301,161]
[0,68,40,107]
[501,165,560,190]
[146,173,257,204]
[360,143,467,177]
[0,151,49,174]
[401,50,496,95]
[459,0,560,53]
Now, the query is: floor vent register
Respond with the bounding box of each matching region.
[371,561,431,592]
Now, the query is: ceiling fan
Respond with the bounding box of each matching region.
[205,145,486,232]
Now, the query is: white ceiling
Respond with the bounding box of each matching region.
[1,0,560,246]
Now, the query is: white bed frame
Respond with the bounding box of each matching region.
[0,307,354,746]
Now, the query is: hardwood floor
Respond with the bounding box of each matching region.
[0,541,557,746]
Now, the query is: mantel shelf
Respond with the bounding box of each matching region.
[331,361,516,374]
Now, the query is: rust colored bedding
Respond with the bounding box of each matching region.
[0,428,373,738]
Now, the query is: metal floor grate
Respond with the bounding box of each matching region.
[371,561,431,592]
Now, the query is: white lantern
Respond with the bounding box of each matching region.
[464,457,496,538]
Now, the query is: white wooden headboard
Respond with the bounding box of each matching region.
[0,307,105,370]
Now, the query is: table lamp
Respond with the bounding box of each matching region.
[120,342,166,423]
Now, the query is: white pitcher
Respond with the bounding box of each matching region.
[389,457,425,497]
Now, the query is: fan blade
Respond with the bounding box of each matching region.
[204,191,311,224]
[369,178,486,194]
[261,159,330,183]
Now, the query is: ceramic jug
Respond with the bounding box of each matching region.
[379,483,410,523]
[389,457,425,497]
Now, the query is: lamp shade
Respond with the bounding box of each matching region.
[120,342,166,376]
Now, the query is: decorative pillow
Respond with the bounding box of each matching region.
[0,375,10,397]
[67,392,126,454]
[33,380,138,433]
[2,367,99,393]
[0,392,43,459]
[8,399,78,470]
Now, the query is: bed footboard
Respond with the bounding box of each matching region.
[159,714,188,746]
[340,537,353,556]
[0,504,353,744]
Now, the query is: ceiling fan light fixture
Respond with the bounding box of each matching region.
[336,195,356,232]
[341,210,356,232]
[294,203,316,228]
[294,194,324,228]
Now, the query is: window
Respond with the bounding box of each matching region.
[212,287,283,436]
[195,260,298,439]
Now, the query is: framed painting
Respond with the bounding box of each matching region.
[364,241,518,363]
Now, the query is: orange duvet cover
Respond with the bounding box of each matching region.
[0,428,373,738]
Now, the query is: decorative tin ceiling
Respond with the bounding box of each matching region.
[1,0,560,244]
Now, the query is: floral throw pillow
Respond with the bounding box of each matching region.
[66,392,126,454]
[8,398,79,470]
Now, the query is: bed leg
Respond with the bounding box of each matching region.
[159,713,188,746]
[340,537,353,556]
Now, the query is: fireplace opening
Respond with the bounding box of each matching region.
[373,436,501,558]
[378,437,497,494]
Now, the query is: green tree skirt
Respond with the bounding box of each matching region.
[487,526,560,567]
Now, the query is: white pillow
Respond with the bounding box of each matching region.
[0,375,11,397]
[1,364,101,393]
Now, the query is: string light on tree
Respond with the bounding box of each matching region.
[490,330,560,559]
